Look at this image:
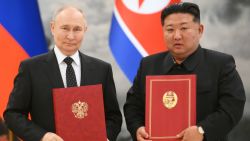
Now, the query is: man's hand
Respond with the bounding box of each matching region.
[136,126,150,141]
[41,132,64,141]
[177,126,204,141]
[0,135,8,141]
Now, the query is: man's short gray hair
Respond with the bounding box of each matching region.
[51,5,87,26]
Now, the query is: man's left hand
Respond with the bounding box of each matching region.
[177,126,204,141]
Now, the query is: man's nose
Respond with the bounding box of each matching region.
[174,30,181,40]
[66,31,75,39]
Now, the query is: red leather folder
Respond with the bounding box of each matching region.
[146,75,196,141]
[53,84,107,141]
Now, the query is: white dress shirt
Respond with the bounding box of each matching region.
[54,46,81,87]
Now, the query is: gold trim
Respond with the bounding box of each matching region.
[9,130,13,141]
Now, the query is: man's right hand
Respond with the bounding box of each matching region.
[136,126,150,141]
[41,132,64,141]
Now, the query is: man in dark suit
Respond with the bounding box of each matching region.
[4,5,122,141]
[124,2,245,141]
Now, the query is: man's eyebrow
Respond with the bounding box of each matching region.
[165,23,173,27]
[165,21,192,27]
[180,22,189,25]
[166,25,173,27]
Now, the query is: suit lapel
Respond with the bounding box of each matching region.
[79,52,93,86]
[153,52,175,75]
[44,50,64,88]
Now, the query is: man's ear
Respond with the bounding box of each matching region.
[84,26,88,32]
[199,24,204,34]
[198,24,204,37]
[50,21,55,36]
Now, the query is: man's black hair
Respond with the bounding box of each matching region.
[161,2,200,26]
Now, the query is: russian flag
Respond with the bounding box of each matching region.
[109,0,180,82]
[0,0,48,117]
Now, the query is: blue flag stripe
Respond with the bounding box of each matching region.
[109,14,143,82]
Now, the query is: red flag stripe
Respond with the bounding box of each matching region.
[0,24,29,117]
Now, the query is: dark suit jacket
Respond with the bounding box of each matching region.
[4,50,122,141]
[124,46,245,141]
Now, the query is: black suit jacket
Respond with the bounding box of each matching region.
[4,50,122,141]
[124,47,245,141]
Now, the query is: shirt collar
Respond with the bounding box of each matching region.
[163,52,176,74]
[165,45,202,73]
[54,45,80,66]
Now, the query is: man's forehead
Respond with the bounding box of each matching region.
[164,13,195,25]
[58,23,84,27]
[166,13,194,20]
[55,20,85,27]
[54,13,85,26]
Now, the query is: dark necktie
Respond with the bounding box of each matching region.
[64,57,77,87]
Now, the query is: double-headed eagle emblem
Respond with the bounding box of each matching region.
[72,101,88,119]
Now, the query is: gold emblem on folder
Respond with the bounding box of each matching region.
[162,91,178,109]
[72,101,88,119]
